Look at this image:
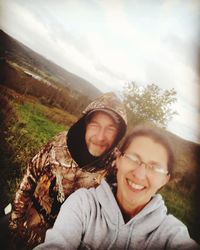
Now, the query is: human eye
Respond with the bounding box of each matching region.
[107,126,117,133]
[147,164,167,175]
[88,122,99,129]
[125,154,140,166]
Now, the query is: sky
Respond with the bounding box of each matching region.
[0,0,200,143]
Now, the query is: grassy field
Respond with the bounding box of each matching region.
[0,86,199,244]
[0,86,77,209]
[161,184,198,240]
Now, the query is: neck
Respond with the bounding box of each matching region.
[115,192,147,223]
[120,204,145,223]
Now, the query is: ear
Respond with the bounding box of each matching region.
[158,174,170,192]
[115,153,122,170]
[166,174,170,183]
[162,174,170,186]
[114,147,121,157]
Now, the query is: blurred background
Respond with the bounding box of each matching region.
[0,0,200,244]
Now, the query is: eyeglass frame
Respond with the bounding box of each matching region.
[122,152,169,176]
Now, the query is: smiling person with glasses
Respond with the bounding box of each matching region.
[35,125,199,250]
[115,126,172,222]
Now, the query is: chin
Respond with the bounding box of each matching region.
[89,147,106,157]
[89,150,102,157]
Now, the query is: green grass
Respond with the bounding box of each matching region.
[0,96,76,208]
[161,185,193,224]
[15,102,67,146]
[8,101,72,171]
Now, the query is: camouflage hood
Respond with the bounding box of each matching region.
[67,92,127,171]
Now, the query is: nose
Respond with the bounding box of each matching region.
[132,163,146,180]
[96,127,106,141]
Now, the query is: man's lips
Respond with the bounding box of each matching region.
[92,142,107,147]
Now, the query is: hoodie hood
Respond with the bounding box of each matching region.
[95,180,168,249]
[96,180,167,230]
[67,92,127,170]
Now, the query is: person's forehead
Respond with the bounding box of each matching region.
[127,136,168,160]
[128,136,161,149]
[90,111,117,125]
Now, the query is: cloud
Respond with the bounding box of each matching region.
[1,0,199,142]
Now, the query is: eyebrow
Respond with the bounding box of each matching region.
[89,119,118,128]
[126,152,163,166]
[126,152,141,160]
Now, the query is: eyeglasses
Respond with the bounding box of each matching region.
[87,122,118,135]
[122,153,169,176]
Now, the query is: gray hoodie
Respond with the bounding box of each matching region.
[35,180,199,250]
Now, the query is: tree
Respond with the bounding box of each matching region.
[122,82,177,128]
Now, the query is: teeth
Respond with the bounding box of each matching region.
[127,179,144,190]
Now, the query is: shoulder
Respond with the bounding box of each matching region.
[48,131,68,147]
[31,131,68,159]
[155,213,199,249]
[62,181,109,209]
[144,195,199,248]
[32,131,72,164]
[160,213,188,230]
[61,186,98,214]
[150,200,190,235]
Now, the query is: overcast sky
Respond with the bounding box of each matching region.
[1,0,200,143]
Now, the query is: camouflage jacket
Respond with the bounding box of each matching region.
[9,92,127,250]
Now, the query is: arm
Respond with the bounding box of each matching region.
[166,216,200,250]
[9,143,52,246]
[34,189,87,250]
[153,215,200,250]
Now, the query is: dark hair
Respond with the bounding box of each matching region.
[119,124,175,177]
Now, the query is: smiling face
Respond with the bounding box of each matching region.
[85,111,118,157]
[116,135,170,217]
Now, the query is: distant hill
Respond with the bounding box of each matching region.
[0,30,199,178]
[165,130,200,175]
[0,29,101,99]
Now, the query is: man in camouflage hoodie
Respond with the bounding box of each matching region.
[9,92,127,249]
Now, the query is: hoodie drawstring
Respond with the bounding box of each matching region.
[108,211,120,250]
[125,222,135,250]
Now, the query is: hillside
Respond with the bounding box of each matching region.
[0,85,199,243]
[0,29,101,99]
[165,130,200,175]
